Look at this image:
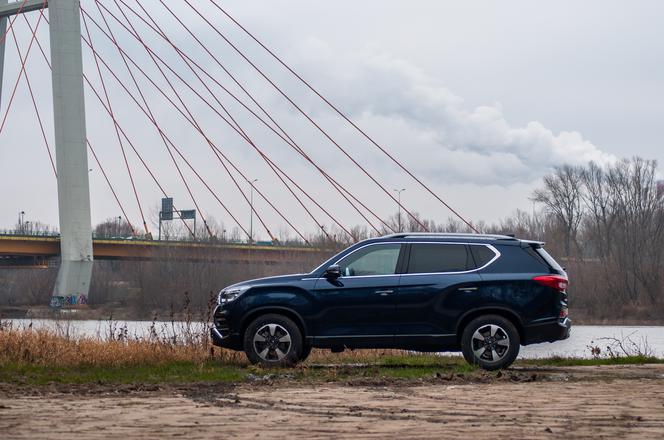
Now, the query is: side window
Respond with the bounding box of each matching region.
[407,243,471,274]
[469,245,497,268]
[337,244,401,277]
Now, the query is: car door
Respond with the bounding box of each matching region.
[311,243,404,348]
[395,242,482,348]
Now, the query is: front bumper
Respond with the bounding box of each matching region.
[209,305,243,350]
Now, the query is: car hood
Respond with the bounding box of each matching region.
[223,273,307,290]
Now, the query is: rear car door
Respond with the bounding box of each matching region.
[394,242,482,348]
[312,243,404,348]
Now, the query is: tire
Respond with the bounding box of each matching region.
[299,344,312,362]
[461,314,520,371]
[243,314,303,367]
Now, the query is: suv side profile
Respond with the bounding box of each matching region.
[211,233,571,370]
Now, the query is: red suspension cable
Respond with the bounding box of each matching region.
[29,12,196,239]
[87,5,330,242]
[211,0,479,233]
[110,0,389,236]
[81,11,149,236]
[0,0,28,46]
[89,2,355,241]
[87,139,137,235]
[101,0,269,241]
[146,0,388,235]
[7,19,56,178]
[78,25,251,241]
[115,0,337,241]
[183,0,429,232]
[0,0,46,135]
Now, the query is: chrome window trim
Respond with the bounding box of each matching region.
[302,241,501,280]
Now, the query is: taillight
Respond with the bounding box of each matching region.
[533,275,568,292]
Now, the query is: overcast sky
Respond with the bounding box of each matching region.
[0,0,662,239]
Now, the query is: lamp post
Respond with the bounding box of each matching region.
[393,188,405,232]
[249,179,258,243]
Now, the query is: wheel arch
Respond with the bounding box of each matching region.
[456,307,524,343]
[240,306,308,341]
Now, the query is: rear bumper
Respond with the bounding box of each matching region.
[522,317,571,345]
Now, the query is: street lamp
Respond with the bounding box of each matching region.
[248,179,258,243]
[393,188,406,232]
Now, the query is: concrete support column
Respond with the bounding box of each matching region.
[50,0,93,301]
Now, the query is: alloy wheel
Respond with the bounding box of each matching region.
[471,324,510,362]
[253,323,292,361]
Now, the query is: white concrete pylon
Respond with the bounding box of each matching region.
[49,0,93,301]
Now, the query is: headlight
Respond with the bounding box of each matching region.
[217,285,251,304]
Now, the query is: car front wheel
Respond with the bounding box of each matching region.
[243,314,303,367]
[461,315,520,371]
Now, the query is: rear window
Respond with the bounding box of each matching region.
[406,243,471,273]
[535,247,565,273]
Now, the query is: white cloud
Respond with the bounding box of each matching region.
[285,40,616,186]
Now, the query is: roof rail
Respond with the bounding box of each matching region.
[382,232,518,240]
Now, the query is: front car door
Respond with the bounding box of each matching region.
[395,242,484,349]
[311,243,405,348]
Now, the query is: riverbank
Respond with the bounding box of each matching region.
[1,325,662,385]
[1,355,663,386]
[2,364,664,439]
[2,327,663,438]
[4,305,664,326]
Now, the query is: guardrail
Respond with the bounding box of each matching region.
[0,231,321,249]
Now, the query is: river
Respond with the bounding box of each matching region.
[4,319,663,359]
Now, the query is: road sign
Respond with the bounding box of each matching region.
[180,210,196,220]
[161,198,173,220]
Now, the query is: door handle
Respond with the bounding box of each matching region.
[375,289,395,296]
[458,286,478,292]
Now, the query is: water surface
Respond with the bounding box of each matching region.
[5,319,663,359]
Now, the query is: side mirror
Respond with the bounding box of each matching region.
[324,264,341,279]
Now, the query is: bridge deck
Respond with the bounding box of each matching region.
[0,235,335,264]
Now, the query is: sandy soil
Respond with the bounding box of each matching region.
[1,364,664,439]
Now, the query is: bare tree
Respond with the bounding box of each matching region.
[532,165,584,256]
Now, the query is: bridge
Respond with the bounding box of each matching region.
[0,0,477,302]
[0,234,334,267]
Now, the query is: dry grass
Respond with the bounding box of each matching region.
[0,320,415,369]
[0,325,247,368]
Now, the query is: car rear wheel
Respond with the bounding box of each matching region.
[243,314,303,367]
[461,315,520,371]
[299,344,312,362]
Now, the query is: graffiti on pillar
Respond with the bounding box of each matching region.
[50,296,65,308]
[49,295,88,308]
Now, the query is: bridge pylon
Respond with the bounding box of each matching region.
[0,0,93,304]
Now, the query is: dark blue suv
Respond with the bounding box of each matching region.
[211,233,571,370]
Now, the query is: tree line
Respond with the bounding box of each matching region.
[1,157,662,322]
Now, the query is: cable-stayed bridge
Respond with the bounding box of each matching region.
[0,0,477,302]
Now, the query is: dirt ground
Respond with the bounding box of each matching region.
[1,364,663,439]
